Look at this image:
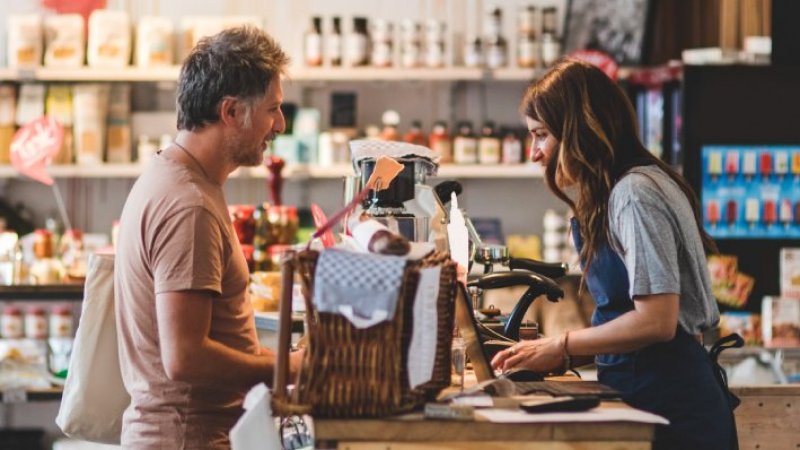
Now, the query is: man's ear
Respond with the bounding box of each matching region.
[219,98,240,127]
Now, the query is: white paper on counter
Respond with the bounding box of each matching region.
[451,394,494,408]
[408,265,441,388]
[230,383,281,450]
[476,407,669,425]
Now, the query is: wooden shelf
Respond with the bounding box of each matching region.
[0,284,84,301]
[1,162,543,180]
[0,66,544,83]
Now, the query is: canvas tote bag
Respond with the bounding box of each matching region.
[56,252,130,444]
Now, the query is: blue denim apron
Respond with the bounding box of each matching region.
[571,218,734,450]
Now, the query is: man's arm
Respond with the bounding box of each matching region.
[156,290,276,387]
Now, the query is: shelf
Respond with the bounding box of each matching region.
[0,66,180,82]
[0,66,545,83]
[1,162,543,180]
[289,66,484,81]
[1,388,63,403]
[0,285,84,301]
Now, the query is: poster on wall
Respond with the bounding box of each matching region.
[563,0,655,65]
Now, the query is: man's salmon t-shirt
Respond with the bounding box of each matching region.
[114,151,259,449]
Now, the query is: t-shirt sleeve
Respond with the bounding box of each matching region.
[150,206,226,295]
[613,198,681,298]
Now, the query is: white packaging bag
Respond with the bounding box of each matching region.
[56,253,130,444]
[230,383,281,450]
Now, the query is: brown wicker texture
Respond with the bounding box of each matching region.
[272,249,457,418]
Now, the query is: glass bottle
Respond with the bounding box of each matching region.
[541,7,561,67]
[304,16,323,67]
[29,229,64,284]
[424,20,446,68]
[380,110,401,141]
[463,36,483,68]
[478,121,501,164]
[403,120,428,146]
[429,121,453,163]
[345,17,370,67]
[328,16,343,66]
[453,121,478,164]
[485,8,507,69]
[517,6,539,68]
[371,19,393,67]
[400,20,422,68]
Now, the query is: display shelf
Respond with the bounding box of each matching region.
[1,162,544,180]
[0,388,63,403]
[489,67,545,81]
[290,66,484,81]
[0,284,84,301]
[0,66,546,83]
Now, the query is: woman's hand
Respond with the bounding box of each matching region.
[490,336,564,373]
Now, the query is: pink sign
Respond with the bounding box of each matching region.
[10,116,65,186]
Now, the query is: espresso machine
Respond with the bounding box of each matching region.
[348,139,448,250]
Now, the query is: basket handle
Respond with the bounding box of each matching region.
[273,251,296,402]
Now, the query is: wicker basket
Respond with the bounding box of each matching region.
[272,249,457,418]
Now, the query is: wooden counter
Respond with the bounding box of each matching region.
[732,385,800,450]
[313,406,655,450]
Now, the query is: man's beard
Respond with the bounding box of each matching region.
[225,133,269,167]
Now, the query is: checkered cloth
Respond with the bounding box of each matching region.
[313,248,407,328]
[349,139,439,175]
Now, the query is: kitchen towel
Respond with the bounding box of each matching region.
[313,248,406,328]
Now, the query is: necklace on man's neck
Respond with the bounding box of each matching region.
[173,141,213,182]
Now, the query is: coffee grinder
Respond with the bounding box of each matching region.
[348,140,446,247]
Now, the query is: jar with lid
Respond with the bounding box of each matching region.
[400,20,422,68]
[371,19,393,67]
[229,204,256,245]
[502,130,523,164]
[428,121,453,163]
[25,306,48,339]
[345,17,370,67]
[1,306,23,338]
[49,305,74,338]
[453,122,478,164]
[304,16,323,67]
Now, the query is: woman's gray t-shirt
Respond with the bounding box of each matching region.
[608,165,720,334]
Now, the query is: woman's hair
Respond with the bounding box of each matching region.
[521,58,717,273]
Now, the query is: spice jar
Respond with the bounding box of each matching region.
[49,305,74,338]
[1,306,23,338]
[229,205,256,245]
[25,306,48,339]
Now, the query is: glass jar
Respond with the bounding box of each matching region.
[1,306,23,338]
[49,305,74,338]
[25,306,48,339]
[229,204,256,245]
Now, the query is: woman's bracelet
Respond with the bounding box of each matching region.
[561,330,571,373]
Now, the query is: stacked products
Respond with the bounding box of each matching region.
[702,145,800,238]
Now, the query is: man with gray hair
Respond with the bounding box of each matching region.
[115,26,300,449]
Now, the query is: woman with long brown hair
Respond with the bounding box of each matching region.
[491,59,735,450]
